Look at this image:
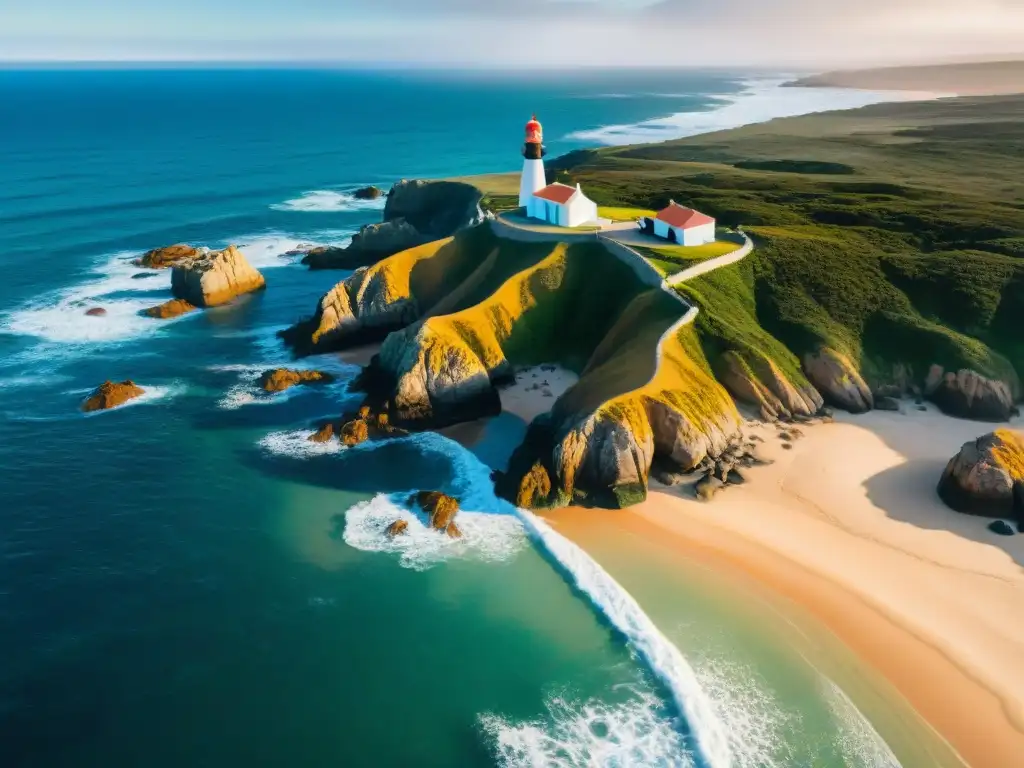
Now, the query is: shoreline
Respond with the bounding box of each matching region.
[544,407,1024,768]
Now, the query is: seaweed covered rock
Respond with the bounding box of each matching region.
[82,380,145,412]
[170,245,266,308]
[925,365,1019,422]
[142,298,197,319]
[803,347,873,413]
[135,244,204,269]
[938,430,1024,519]
[302,180,485,270]
[257,368,334,393]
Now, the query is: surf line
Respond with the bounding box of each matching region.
[516,509,733,768]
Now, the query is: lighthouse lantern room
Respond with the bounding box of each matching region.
[519,114,547,207]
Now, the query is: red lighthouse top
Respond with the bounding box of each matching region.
[525,114,543,144]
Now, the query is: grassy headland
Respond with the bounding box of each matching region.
[547,94,1024,391]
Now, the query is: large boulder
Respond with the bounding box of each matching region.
[82,380,145,412]
[803,347,873,413]
[135,244,205,269]
[353,185,383,200]
[170,245,265,308]
[938,430,1024,519]
[257,368,334,393]
[925,365,1019,422]
[374,324,502,427]
[302,180,485,270]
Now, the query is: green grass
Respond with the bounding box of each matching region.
[548,94,1024,391]
[597,206,657,222]
[637,240,739,266]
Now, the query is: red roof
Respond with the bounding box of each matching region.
[656,202,715,229]
[533,183,577,204]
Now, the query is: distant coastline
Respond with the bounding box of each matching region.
[786,60,1024,96]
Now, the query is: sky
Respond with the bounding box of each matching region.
[1,0,1023,67]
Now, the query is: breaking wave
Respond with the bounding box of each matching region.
[822,678,902,767]
[270,189,387,214]
[480,690,693,768]
[568,78,943,146]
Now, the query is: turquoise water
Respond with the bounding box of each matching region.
[0,67,948,766]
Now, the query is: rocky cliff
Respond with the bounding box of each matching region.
[302,180,486,270]
[170,245,266,308]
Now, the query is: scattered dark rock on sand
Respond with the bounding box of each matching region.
[353,186,383,200]
[258,368,335,393]
[411,491,461,537]
[938,429,1024,519]
[84,307,107,317]
[81,380,145,412]
[143,298,197,319]
[875,396,901,412]
[695,474,725,501]
[988,520,1016,537]
[385,519,409,538]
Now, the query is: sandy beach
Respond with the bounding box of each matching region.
[545,404,1024,768]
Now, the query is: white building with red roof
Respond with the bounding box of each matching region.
[653,201,716,246]
[527,182,599,228]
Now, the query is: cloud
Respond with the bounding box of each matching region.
[2,0,1022,65]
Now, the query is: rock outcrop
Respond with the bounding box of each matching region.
[385,519,408,537]
[82,380,145,412]
[411,492,461,537]
[938,430,1024,519]
[719,351,823,421]
[353,185,383,200]
[85,307,107,317]
[925,365,1019,422]
[803,347,873,413]
[257,368,334,393]
[302,180,485,270]
[135,244,204,269]
[142,299,197,319]
[308,422,335,443]
[170,245,266,308]
[308,404,407,447]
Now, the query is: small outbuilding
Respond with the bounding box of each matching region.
[528,182,599,228]
[653,201,716,246]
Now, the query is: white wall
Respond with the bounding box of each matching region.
[519,158,547,208]
[652,218,716,246]
[565,193,597,227]
[681,221,715,246]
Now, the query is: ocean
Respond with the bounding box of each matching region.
[0,67,955,767]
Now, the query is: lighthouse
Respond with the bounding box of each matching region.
[519,114,547,208]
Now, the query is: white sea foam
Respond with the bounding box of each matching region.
[1,252,175,344]
[215,356,357,410]
[270,189,387,214]
[515,511,732,768]
[568,78,946,146]
[343,493,527,571]
[258,429,347,458]
[692,651,796,768]
[821,677,902,767]
[480,691,693,768]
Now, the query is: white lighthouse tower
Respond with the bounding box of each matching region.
[519,115,547,208]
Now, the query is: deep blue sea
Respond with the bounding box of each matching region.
[0,68,952,767]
